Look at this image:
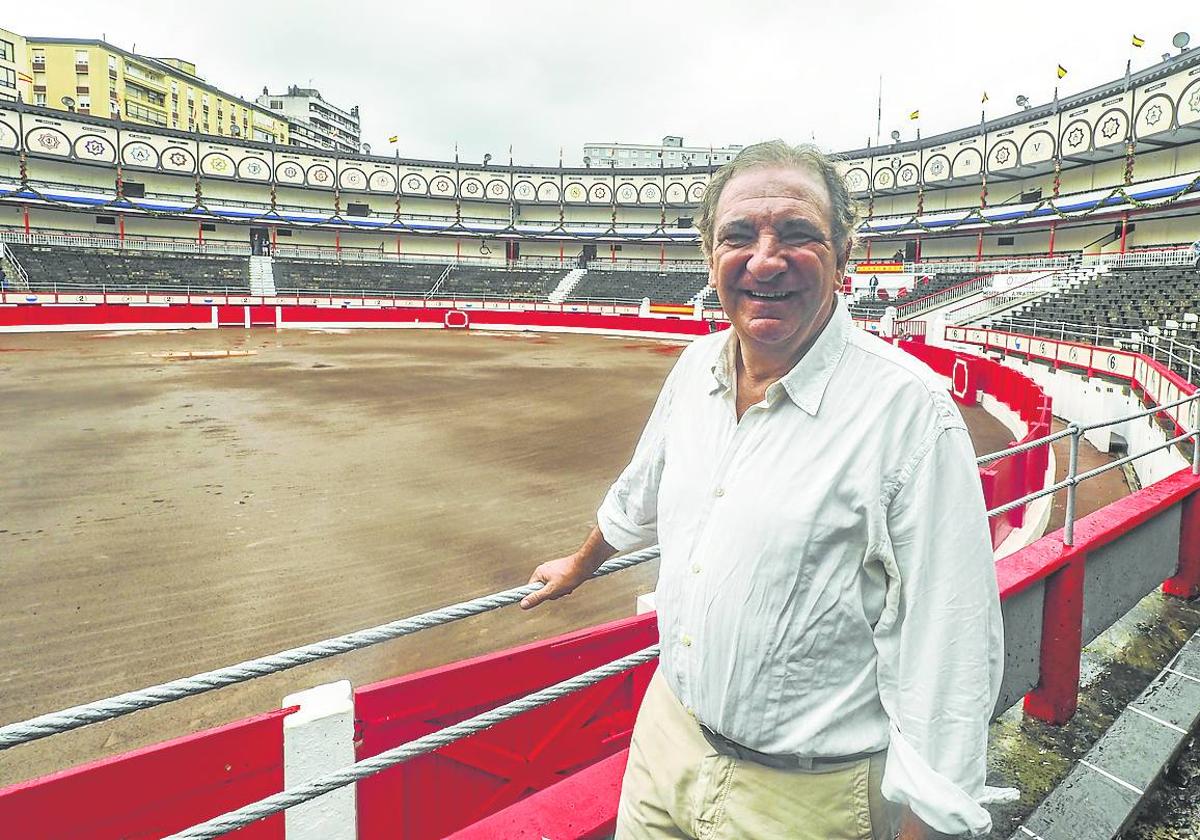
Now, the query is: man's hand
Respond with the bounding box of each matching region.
[520,553,594,610]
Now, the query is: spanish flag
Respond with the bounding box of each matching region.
[388,135,398,144]
[1057,64,1068,79]
[909,109,920,120]
[1132,34,1145,47]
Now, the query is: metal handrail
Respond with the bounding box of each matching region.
[974,391,1200,545]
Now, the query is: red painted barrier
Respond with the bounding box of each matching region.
[899,340,1051,548]
[0,302,213,330]
[354,613,657,840]
[0,709,292,839]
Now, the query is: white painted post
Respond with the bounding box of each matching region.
[636,591,657,614]
[282,680,357,840]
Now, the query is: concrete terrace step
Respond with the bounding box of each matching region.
[1010,630,1200,840]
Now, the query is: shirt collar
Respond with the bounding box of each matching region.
[708,296,850,417]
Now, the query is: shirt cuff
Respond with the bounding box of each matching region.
[596,486,657,553]
[881,723,993,837]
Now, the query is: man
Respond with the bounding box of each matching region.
[522,141,1003,839]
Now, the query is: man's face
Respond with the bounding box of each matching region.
[709,166,846,353]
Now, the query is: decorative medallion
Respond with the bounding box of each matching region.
[37,132,62,151]
[1100,115,1121,139]
[688,182,706,201]
[875,169,893,187]
[465,180,480,195]
[593,185,609,201]
[312,168,329,182]
[1144,104,1164,126]
[1189,89,1200,114]
[515,182,535,199]
[489,181,506,196]
[845,171,865,190]
[169,151,188,167]
[1066,126,1086,148]
[899,167,914,183]
[84,139,105,156]
[211,156,229,172]
[432,176,453,193]
[407,176,423,191]
[566,184,584,200]
[246,160,262,175]
[930,159,945,176]
[283,165,299,179]
[618,185,636,201]
[995,146,1011,164]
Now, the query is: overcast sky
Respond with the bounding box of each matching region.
[4,2,1195,164]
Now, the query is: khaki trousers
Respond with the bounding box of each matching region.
[616,670,896,840]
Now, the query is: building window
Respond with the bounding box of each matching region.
[78,95,91,113]
[0,39,13,63]
[0,67,14,90]
[31,49,45,68]
[35,92,47,106]
[270,99,282,109]
[107,55,117,70]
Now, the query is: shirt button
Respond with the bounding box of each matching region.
[681,634,693,647]
[714,487,725,497]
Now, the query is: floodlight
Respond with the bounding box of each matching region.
[1015,95,1030,109]
[60,95,75,111]
[483,153,492,166]
[890,130,901,142]
[1172,31,1190,50]
[361,142,370,154]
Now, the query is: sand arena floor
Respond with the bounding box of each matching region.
[0,327,1119,785]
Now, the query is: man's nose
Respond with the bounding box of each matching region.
[747,233,787,281]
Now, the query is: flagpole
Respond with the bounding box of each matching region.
[875,75,882,148]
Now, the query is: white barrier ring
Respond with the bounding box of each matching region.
[952,358,970,400]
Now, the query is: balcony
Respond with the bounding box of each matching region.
[124,64,166,90]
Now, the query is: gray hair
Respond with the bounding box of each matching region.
[695,140,859,259]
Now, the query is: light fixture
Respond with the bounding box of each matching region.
[583,155,591,168]
[890,130,901,143]
[1015,95,1030,109]
[483,153,492,166]
[1173,31,1190,52]
[361,142,370,154]
[60,95,75,112]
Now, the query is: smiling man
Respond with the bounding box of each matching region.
[522,141,1003,839]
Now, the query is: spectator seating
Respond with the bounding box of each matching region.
[438,265,566,299]
[10,244,250,292]
[566,268,709,303]
[849,273,978,319]
[992,266,1200,340]
[272,259,447,296]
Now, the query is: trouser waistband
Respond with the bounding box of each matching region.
[698,723,880,771]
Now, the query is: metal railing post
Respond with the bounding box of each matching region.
[1064,425,1081,546]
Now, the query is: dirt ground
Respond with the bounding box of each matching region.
[0,327,1120,790]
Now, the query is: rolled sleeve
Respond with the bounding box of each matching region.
[874,422,1004,837]
[595,361,680,552]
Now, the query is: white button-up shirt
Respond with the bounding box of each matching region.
[598,299,1003,836]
